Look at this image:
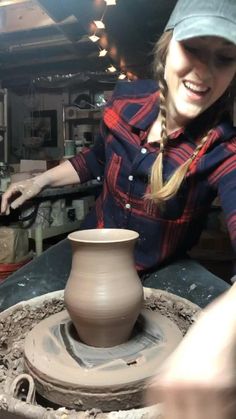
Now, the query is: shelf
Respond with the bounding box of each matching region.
[37,181,101,198]
[28,220,82,241]
[64,106,102,121]
[28,220,82,256]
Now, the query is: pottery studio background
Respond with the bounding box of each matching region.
[0,0,235,283]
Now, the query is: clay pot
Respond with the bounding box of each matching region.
[64,228,143,347]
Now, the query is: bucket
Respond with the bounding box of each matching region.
[0,258,32,282]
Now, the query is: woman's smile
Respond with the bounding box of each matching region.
[183,80,210,97]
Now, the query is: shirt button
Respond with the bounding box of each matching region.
[141,147,147,154]
[128,175,133,181]
[125,203,131,209]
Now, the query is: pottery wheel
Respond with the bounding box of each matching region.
[24,308,182,411]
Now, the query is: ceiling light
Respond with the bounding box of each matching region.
[94,20,105,29]
[107,65,117,73]
[99,49,108,57]
[89,34,100,42]
[105,0,116,4]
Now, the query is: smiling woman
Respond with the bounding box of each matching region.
[0,2,236,417]
[0,2,236,407]
[149,0,236,203]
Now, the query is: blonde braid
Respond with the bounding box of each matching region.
[152,134,209,202]
[150,73,168,192]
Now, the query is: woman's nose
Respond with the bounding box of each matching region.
[194,53,214,78]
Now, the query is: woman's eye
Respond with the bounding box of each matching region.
[183,45,199,54]
[216,56,235,66]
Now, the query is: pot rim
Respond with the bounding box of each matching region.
[68,228,139,243]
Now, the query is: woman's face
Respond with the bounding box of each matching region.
[164,36,236,129]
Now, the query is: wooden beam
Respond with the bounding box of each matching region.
[0,56,107,80]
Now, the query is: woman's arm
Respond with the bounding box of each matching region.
[37,160,80,187]
[1,160,80,214]
[1,116,107,215]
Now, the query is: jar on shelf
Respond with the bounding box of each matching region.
[0,162,11,192]
[64,140,75,158]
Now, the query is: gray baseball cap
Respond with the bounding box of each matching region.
[165,0,236,45]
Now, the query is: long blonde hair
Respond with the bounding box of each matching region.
[148,31,236,203]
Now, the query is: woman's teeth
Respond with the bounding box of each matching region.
[184,81,209,94]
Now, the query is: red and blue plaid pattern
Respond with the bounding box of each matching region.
[70,80,236,272]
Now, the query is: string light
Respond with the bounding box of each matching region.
[89,1,120,75]
[94,20,105,29]
[89,34,100,42]
[89,4,106,43]
[104,0,116,5]
[107,65,117,72]
[99,48,108,57]
[94,5,107,30]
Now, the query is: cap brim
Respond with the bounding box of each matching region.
[173,16,236,45]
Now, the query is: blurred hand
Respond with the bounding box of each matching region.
[0,177,45,215]
[147,285,236,419]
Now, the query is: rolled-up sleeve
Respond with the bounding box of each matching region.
[69,122,106,183]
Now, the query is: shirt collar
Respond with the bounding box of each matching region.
[105,79,236,144]
[124,91,159,130]
[108,79,160,131]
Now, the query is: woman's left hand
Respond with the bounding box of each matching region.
[147,284,236,419]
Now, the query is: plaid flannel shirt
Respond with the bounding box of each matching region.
[70,79,236,272]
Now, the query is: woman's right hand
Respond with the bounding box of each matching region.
[1,161,80,215]
[0,177,45,215]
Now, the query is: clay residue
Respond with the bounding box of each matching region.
[144,293,199,335]
[0,292,200,418]
[0,299,64,394]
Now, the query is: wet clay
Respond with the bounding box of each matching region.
[0,289,200,418]
[64,229,144,347]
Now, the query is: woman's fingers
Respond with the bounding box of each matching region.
[149,381,236,419]
[10,192,29,210]
[0,179,42,214]
[0,183,21,214]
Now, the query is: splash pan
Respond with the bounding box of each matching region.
[0,288,200,418]
[24,308,182,411]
